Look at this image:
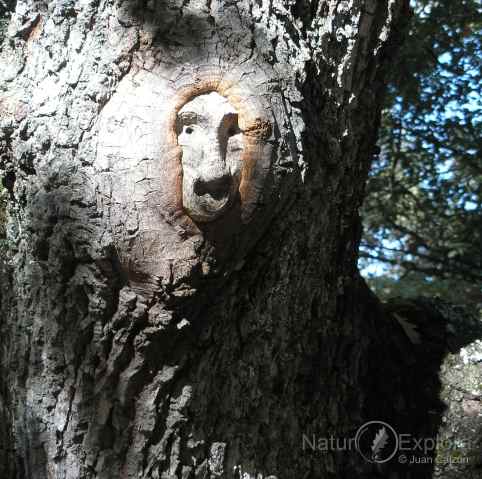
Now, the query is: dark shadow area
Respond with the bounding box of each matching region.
[115,0,219,47]
[0,0,17,43]
[0,0,16,21]
[360,282,482,478]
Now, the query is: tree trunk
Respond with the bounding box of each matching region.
[0,1,453,478]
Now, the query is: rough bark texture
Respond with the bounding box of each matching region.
[6,0,478,478]
[434,307,482,478]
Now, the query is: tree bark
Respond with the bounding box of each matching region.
[0,1,454,478]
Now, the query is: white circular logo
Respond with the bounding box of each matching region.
[355,421,399,464]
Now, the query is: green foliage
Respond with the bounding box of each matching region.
[368,273,481,310]
[361,0,482,309]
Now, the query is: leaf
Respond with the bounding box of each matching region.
[394,313,422,344]
[371,427,389,459]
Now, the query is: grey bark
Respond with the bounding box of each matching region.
[6,1,477,478]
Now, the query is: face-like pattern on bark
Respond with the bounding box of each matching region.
[95,69,279,289]
[177,92,243,222]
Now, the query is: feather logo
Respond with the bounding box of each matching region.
[371,427,389,460]
[355,420,399,464]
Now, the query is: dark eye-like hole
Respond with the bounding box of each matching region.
[223,113,240,138]
[185,126,194,134]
